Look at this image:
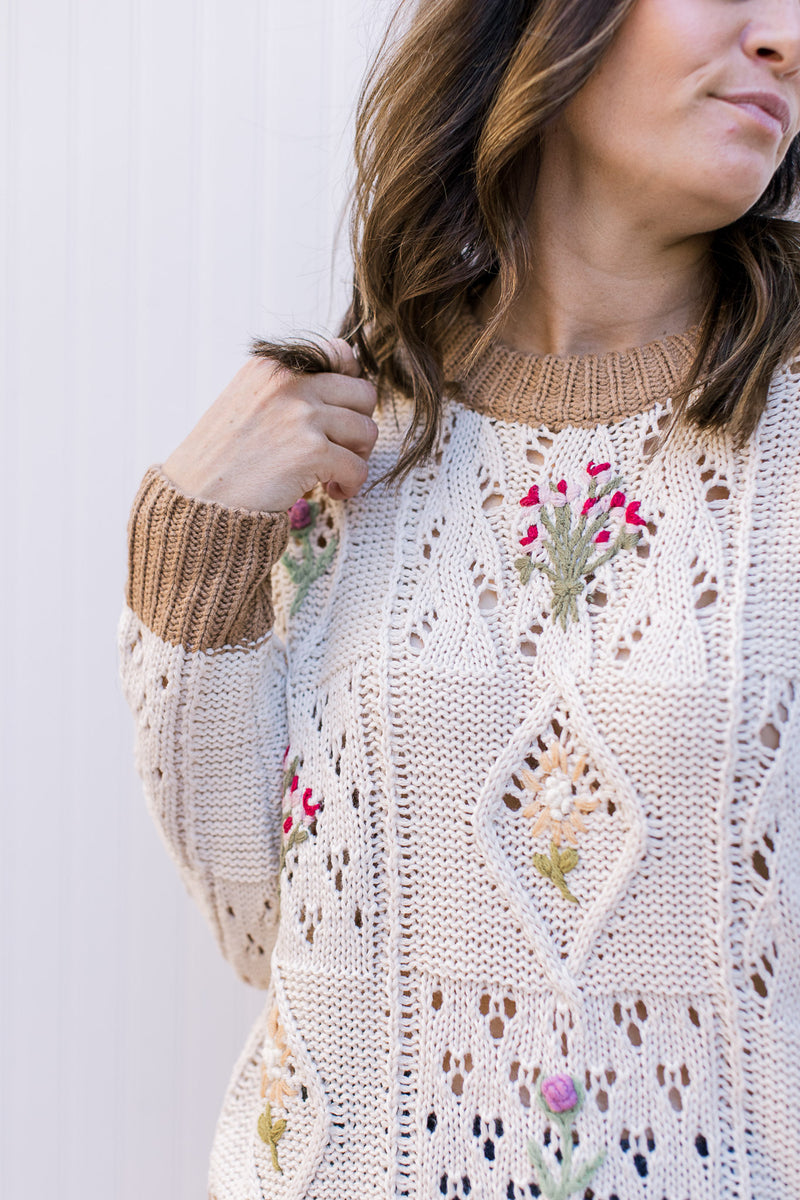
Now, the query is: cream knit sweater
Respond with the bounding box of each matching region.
[119,313,800,1200]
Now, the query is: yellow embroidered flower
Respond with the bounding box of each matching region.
[258,1003,298,1171]
[520,742,599,848]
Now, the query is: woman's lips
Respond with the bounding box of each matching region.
[716,92,791,139]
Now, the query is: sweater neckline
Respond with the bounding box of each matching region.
[441,307,703,429]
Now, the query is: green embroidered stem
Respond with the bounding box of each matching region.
[528,1078,606,1200]
[282,531,337,616]
[278,824,309,877]
[532,840,580,904]
[257,1102,287,1173]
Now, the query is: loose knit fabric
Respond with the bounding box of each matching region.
[119,317,800,1200]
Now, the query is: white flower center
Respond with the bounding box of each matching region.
[263,1044,283,1070]
[542,774,575,819]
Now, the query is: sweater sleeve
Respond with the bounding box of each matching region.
[117,466,291,988]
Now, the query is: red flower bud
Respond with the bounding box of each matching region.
[595,530,611,543]
[283,814,293,834]
[625,500,647,526]
[557,479,568,494]
[609,490,626,508]
[302,788,319,817]
[587,460,611,476]
[581,497,597,515]
[290,774,299,793]
[520,524,539,546]
[520,485,540,507]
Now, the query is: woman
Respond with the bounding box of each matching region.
[119,1,800,1197]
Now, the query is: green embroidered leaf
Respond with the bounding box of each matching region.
[271,1119,287,1141]
[554,873,578,902]
[515,557,533,585]
[559,848,579,873]
[526,1139,557,1198]
[295,827,309,844]
[281,553,303,583]
[571,1149,606,1190]
[533,853,553,879]
[533,560,558,583]
[257,1110,272,1142]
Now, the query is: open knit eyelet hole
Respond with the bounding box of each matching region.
[618,1128,656,1178]
[442,1049,473,1095]
[479,476,504,513]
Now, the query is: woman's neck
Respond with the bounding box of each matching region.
[476,142,713,358]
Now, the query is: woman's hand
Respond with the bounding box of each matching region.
[161,339,378,513]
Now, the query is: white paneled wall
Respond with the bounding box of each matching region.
[0,2,391,1196]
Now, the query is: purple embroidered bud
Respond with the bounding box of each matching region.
[540,1073,579,1114]
[289,498,313,530]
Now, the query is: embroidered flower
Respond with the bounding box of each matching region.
[278,750,320,895]
[515,460,648,628]
[288,497,313,530]
[257,1002,299,1173]
[540,1073,578,1114]
[528,1073,605,1199]
[520,738,600,904]
[281,497,337,615]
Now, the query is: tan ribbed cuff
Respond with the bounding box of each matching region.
[125,466,289,651]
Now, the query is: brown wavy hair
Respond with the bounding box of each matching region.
[252,0,800,483]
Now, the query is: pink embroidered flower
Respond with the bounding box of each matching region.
[514,459,649,628]
[279,751,321,887]
[302,787,319,818]
[625,499,647,527]
[550,480,578,507]
[288,498,313,530]
[541,1073,579,1114]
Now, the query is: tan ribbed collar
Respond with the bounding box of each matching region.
[442,308,702,429]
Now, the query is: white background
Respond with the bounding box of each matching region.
[0,2,392,1195]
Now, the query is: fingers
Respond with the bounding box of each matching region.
[324,337,362,379]
[318,403,378,459]
[320,442,371,499]
[314,370,377,416]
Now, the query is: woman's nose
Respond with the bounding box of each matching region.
[741,0,800,78]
